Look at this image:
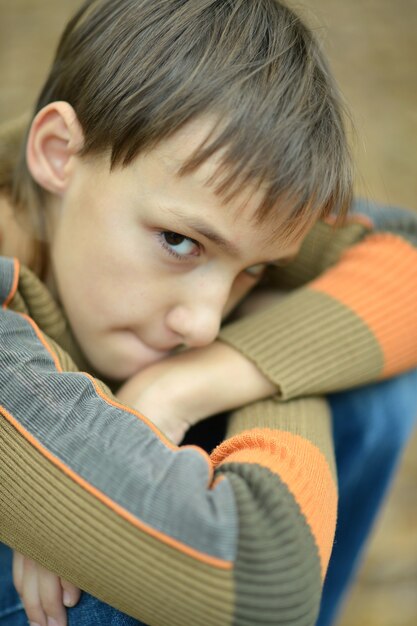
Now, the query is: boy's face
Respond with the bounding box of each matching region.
[48,121,305,380]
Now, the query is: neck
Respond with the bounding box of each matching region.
[0,192,47,278]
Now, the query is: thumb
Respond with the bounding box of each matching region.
[60,578,82,607]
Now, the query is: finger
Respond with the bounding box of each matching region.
[21,557,47,626]
[60,578,81,608]
[37,563,68,626]
[12,551,24,596]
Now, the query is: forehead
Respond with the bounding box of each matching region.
[137,119,307,254]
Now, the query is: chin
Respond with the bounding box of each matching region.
[91,356,145,382]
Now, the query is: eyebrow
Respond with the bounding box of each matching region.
[164,207,241,257]
[163,206,302,264]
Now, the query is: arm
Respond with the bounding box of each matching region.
[113,201,417,429]
[0,257,335,626]
[219,201,417,398]
[4,197,412,620]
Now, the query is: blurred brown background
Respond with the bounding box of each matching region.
[1,1,416,625]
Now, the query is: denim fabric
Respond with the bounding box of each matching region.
[0,545,26,626]
[317,368,417,626]
[1,370,416,626]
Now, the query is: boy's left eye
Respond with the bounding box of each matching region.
[244,263,267,278]
[159,231,200,259]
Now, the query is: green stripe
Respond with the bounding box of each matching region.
[220,288,383,399]
[266,220,370,290]
[222,464,322,625]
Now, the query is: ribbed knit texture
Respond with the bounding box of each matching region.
[1,258,334,626]
[1,200,417,624]
[220,211,417,398]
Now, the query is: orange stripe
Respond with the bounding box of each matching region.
[2,257,20,309]
[310,233,417,377]
[211,428,337,578]
[0,402,231,570]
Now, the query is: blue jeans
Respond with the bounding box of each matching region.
[1,370,417,626]
[317,368,417,625]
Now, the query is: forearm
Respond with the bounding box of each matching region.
[219,203,417,398]
[116,340,276,439]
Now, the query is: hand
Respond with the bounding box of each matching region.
[13,551,81,626]
[116,340,276,444]
[116,357,195,444]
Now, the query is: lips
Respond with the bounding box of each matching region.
[126,331,179,355]
[124,330,181,353]
[154,343,182,352]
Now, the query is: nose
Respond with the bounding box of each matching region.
[165,282,230,348]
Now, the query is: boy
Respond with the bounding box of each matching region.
[0,1,417,625]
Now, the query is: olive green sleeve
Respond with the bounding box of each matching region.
[219,203,417,398]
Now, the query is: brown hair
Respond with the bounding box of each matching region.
[12,0,353,246]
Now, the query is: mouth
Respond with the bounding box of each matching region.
[126,331,180,355]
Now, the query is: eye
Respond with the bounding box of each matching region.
[159,231,200,259]
[244,263,267,278]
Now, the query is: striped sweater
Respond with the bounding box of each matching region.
[0,200,417,626]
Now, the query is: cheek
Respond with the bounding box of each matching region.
[51,238,124,335]
[222,275,256,319]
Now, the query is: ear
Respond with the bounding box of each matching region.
[26,102,85,195]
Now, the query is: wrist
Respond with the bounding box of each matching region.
[210,340,277,408]
[173,341,276,422]
[116,340,277,430]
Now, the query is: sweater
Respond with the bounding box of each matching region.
[1,199,417,626]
